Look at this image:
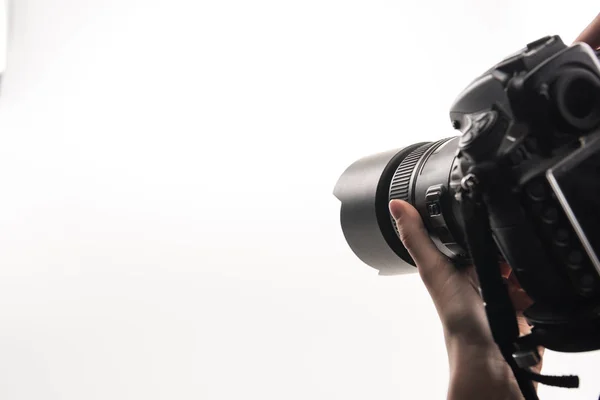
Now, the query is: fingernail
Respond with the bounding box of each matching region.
[389,200,402,220]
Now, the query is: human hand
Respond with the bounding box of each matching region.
[389,199,541,400]
[574,13,600,49]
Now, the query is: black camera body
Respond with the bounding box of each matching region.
[334,35,600,398]
[450,35,600,350]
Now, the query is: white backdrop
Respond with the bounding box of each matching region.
[0,1,598,399]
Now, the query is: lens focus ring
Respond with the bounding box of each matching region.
[388,142,435,240]
[389,143,433,203]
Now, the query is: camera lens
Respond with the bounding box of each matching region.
[333,137,466,275]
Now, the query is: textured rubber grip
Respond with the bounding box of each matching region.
[389,143,433,203]
[388,142,434,240]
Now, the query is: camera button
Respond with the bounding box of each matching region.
[567,250,584,270]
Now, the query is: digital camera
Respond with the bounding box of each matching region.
[334,36,600,399]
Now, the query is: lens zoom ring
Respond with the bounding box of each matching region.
[389,143,432,202]
[389,142,433,242]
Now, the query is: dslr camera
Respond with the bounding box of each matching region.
[334,36,600,399]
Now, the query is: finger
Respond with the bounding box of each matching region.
[500,262,512,280]
[508,284,533,311]
[500,262,534,311]
[532,346,545,375]
[516,312,532,336]
[574,13,600,49]
[389,199,457,296]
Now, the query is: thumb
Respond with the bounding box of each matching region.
[389,199,456,296]
[574,13,600,49]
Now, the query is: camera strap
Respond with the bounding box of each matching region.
[457,169,579,400]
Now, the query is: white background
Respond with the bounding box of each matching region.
[0,0,598,399]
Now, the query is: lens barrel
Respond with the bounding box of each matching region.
[333,136,467,275]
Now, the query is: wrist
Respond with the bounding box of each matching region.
[446,339,523,400]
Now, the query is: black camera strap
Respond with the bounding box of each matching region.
[457,169,579,400]
[458,177,539,400]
